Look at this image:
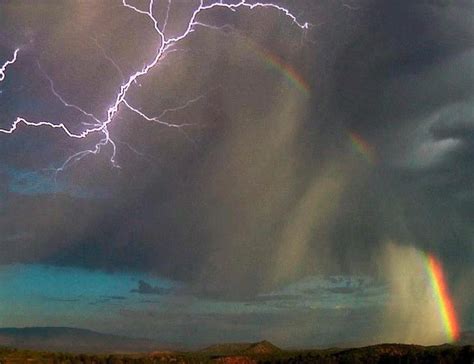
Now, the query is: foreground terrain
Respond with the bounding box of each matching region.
[0,342,473,364]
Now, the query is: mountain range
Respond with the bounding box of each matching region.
[0,327,472,354]
[0,327,163,353]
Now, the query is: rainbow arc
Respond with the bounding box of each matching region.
[426,253,460,342]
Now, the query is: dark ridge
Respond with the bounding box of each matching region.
[0,327,166,353]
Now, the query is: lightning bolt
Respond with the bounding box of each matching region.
[0,1,310,172]
[0,48,19,83]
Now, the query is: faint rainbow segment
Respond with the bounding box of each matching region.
[259,49,311,96]
[244,38,311,96]
[349,131,376,164]
[426,254,460,342]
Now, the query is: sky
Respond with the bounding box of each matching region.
[0,0,473,349]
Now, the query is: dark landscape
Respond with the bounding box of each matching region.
[0,328,473,363]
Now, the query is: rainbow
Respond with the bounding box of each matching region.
[244,38,311,96]
[426,253,460,342]
[259,49,311,96]
[349,131,376,164]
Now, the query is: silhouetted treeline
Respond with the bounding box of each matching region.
[261,344,474,364]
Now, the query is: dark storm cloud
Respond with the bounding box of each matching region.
[333,0,474,138]
[0,0,473,343]
[131,280,172,295]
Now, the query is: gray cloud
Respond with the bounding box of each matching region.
[325,287,360,295]
[131,280,172,295]
[101,295,127,300]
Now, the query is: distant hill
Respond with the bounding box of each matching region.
[0,327,163,353]
[201,343,251,354]
[325,332,474,349]
[201,340,281,355]
[244,340,282,354]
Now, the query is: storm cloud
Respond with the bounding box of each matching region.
[0,0,473,346]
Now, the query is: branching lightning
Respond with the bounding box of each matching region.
[0,1,310,172]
